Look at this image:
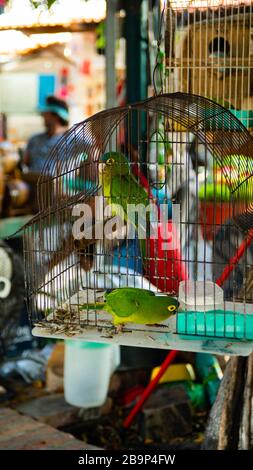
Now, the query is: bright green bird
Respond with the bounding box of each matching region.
[99,152,151,237]
[86,287,179,326]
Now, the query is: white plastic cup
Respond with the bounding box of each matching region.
[64,340,120,408]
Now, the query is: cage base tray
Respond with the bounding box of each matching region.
[32,326,253,357]
[32,301,253,356]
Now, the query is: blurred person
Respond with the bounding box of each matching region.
[24,95,69,173]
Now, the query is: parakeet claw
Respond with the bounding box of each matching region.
[115,323,124,333]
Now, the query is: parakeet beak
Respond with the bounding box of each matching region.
[99,157,115,174]
[98,162,106,174]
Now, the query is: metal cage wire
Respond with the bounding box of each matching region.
[23,92,253,351]
[166,1,253,112]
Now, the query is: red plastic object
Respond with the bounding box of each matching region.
[132,164,187,294]
[121,385,145,407]
[145,221,187,294]
[123,350,178,429]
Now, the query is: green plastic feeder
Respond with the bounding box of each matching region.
[177,310,253,340]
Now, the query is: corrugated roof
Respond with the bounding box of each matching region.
[0,30,71,55]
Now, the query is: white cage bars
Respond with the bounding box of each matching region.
[166,1,253,116]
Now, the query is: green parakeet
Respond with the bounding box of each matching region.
[84,287,179,326]
[99,152,151,237]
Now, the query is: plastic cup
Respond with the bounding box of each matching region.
[64,340,120,408]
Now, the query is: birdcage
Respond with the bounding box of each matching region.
[23,92,253,356]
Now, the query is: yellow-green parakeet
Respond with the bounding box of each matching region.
[99,152,151,236]
[85,287,179,326]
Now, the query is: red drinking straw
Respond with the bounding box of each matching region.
[216,229,253,286]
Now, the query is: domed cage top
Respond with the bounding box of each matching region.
[23,92,253,355]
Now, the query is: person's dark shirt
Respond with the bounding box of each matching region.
[26,132,64,173]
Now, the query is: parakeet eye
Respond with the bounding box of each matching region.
[168,305,176,312]
[106,158,115,165]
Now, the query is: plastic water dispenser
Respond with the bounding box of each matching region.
[178,280,224,312]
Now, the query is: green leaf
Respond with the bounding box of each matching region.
[30,0,40,8]
[29,0,57,9]
[46,0,57,9]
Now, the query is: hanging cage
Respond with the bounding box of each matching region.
[23,92,253,356]
[165,1,253,112]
